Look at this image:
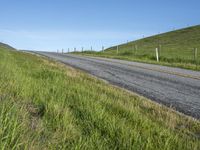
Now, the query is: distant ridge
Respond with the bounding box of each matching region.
[0,42,16,50]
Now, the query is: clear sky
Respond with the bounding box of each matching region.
[0,0,199,51]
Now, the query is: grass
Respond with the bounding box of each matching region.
[0,45,200,149]
[76,25,200,71]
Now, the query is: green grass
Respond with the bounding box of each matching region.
[0,45,200,149]
[77,25,200,70]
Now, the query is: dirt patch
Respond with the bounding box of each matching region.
[26,103,45,130]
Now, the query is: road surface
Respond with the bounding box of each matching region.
[35,52,200,119]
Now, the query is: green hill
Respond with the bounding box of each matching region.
[80,25,200,70]
[108,25,200,54]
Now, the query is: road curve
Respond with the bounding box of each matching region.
[35,52,200,119]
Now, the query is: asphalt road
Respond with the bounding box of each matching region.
[36,52,200,119]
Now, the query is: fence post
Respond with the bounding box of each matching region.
[195,48,198,69]
[135,45,137,55]
[132,45,134,55]
[194,48,198,60]
[102,46,104,52]
[159,44,162,56]
[117,45,119,54]
[156,48,159,62]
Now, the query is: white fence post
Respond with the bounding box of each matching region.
[132,45,134,54]
[159,44,162,56]
[196,48,198,69]
[135,45,137,55]
[194,48,198,60]
[102,46,104,52]
[156,48,159,62]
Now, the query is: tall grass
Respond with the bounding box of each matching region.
[0,47,200,149]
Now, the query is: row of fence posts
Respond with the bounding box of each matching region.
[115,45,138,55]
[57,46,106,53]
[56,46,198,65]
[155,47,198,63]
[114,45,198,63]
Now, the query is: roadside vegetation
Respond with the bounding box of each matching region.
[76,25,200,71]
[0,45,200,149]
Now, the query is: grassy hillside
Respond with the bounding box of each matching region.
[78,25,200,70]
[0,45,200,149]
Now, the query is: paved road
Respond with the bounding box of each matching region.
[36,52,200,119]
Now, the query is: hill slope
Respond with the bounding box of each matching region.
[108,25,200,53]
[79,25,200,70]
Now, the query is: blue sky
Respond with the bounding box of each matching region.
[0,0,199,51]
